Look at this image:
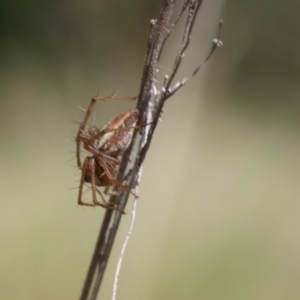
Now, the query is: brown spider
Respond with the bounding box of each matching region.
[76,96,139,209]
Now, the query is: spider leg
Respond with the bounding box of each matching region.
[94,95,137,102]
[87,157,126,213]
[77,157,107,207]
[89,157,113,209]
[77,158,94,206]
[76,98,98,169]
[89,157,100,206]
[98,156,139,199]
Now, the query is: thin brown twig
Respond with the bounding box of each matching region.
[78,1,222,299]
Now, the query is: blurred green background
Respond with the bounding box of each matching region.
[1,0,300,299]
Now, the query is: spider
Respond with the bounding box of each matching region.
[76,96,139,210]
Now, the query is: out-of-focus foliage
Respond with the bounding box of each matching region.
[212,0,300,112]
[1,1,300,299]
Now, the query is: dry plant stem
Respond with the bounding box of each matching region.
[78,1,222,299]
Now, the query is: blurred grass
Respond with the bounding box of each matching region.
[1,1,300,299]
